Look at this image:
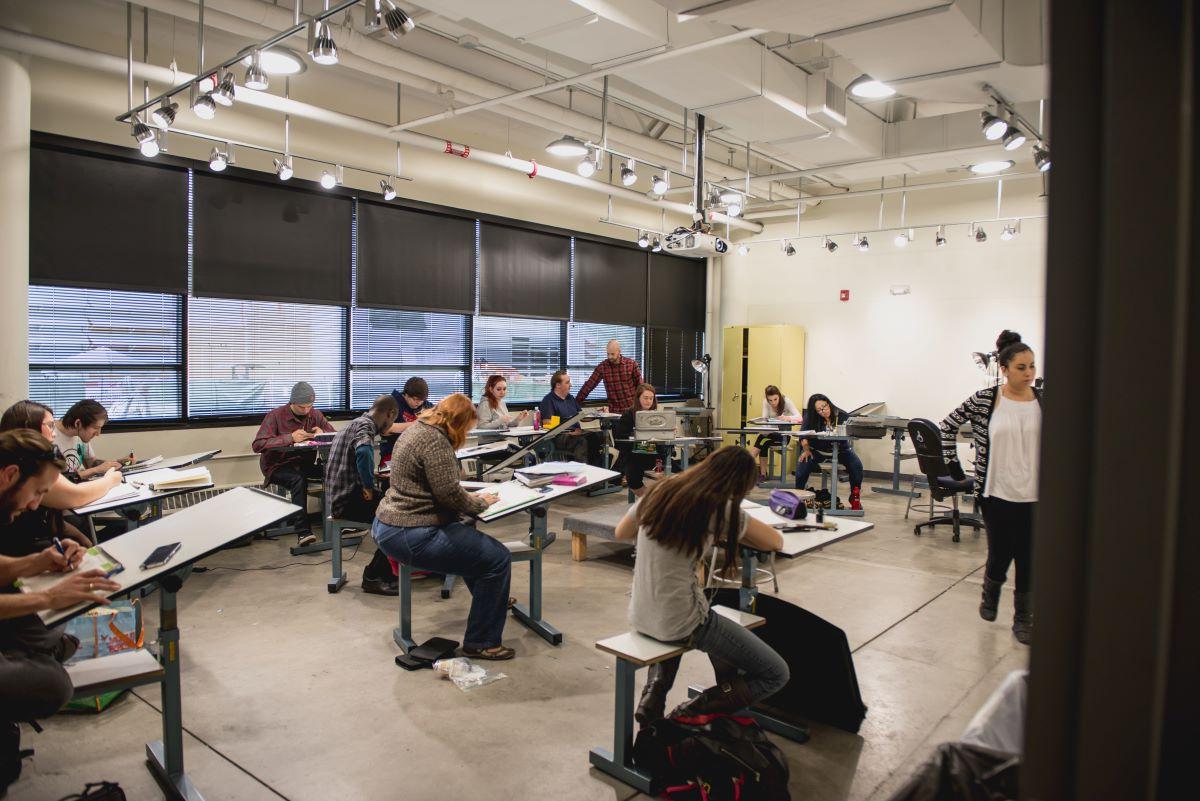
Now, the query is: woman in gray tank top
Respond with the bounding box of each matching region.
[615,447,790,725]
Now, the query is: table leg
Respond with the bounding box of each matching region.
[328,516,346,594]
[872,428,921,498]
[588,659,653,793]
[393,565,415,652]
[510,506,562,645]
[588,423,621,497]
[145,580,205,800]
[740,546,758,613]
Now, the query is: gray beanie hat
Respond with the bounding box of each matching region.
[290,381,316,405]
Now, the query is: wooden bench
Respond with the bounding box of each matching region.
[589,605,765,792]
[563,504,630,561]
[66,649,164,700]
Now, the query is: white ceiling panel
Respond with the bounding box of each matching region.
[534,19,666,67]
[653,0,945,36]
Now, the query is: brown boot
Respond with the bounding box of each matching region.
[1012,592,1033,645]
[979,577,1003,622]
[635,656,681,727]
[667,676,754,719]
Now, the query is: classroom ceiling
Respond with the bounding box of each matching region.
[8,0,1050,202]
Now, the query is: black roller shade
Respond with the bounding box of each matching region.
[572,239,648,326]
[479,222,570,319]
[30,147,188,293]
[647,253,706,330]
[192,172,351,305]
[356,202,475,313]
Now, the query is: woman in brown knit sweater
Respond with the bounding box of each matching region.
[372,394,516,659]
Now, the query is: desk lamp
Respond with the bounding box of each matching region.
[691,354,713,408]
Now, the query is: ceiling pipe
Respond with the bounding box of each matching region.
[0,26,760,232]
[130,0,790,197]
[387,26,769,133]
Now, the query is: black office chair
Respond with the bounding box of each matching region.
[906,418,983,543]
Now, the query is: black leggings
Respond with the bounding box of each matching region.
[980,497,1034,593]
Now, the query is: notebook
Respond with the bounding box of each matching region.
[127,467,213,491]
[15,545,124,594]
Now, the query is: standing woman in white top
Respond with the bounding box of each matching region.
[939,330,1042,644]
[749,385,801,481]
[475,375,530,430]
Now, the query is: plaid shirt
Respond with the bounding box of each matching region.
[251,404,334,480]
[324,413,379,518]
[575,356,643,413]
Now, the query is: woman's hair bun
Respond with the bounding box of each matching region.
[996,329,1022,352]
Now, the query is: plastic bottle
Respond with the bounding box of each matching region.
[533,409,542,430]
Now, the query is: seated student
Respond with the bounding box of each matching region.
[615,446,789,725]
[52,400,127,479]
[794,393,865,510]
[749,385,801,482]
[379,377,434,467]
[251,382,335,540]
[0,430,121,794]
[0,402,120,551]
[538,370,603,465]
[475,375,530,431]
[371,394,516,660]
[613,383,662,498]
[323,395,399,596]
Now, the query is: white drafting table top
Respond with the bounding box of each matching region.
[38,487,298,625]
[461,464,619,524]
[124,450,221,474]
[455,441,512,459]
[72,481,215,516]
[739,499,874,558]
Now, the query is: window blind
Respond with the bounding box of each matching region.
[350,307,470,408]
[647,253,706,331]
[471,315,562,404]
[27,285,183,421]
[478,223,570,319]
[646,327,704,397]
[566,322,643,401]
[187,297,347,417]
[571,239,647,326]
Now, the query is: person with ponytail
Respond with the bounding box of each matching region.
[615,446,789,725]
[940,330,1042,644]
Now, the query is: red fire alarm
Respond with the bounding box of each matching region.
[840,289,850,302]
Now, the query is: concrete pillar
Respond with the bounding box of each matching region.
[0,50,30,409]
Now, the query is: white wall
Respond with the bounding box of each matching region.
[716,179,1047,471]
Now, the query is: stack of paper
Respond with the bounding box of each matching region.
[476,482,545,520]
[127,467,213,491]
[514,461,586,488]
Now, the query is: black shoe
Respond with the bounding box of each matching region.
[362,576,399,596]
[1013,592,1033,644]
[980,577,1002,622]
[636,655,681,727]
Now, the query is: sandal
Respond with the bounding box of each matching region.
[462,645,516,661]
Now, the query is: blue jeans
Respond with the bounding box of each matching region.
[689,610,790,702]
[372,519,512,650]
[794,447,864,490]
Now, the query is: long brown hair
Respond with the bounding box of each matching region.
[420,393,477,449]
[638,446,757,560]
[1,400,53,434]
[482,375,506,410]
[764,385,785,415]
[633,383,658,411]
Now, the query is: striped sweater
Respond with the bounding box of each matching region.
[939,386,1043,497]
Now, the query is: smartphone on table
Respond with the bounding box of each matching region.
[140,542,182,570]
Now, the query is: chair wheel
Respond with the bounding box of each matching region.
[913,526,921,535]
[952,534,961,543]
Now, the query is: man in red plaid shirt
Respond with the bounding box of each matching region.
[575,340,643,414]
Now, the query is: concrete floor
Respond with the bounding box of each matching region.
[9,479,1028,801]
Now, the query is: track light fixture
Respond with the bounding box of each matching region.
[309,22,339,66]
[1000,224,1015,241]
[1033,144,1051,172]
[620,158,637,187]
[651,237,662,252]
[274,156,293,181]
[637,231,649,248]
[132,121,159,157]
[212,71,236,107]
[545,134,589,157]
[380,179,397,201]
[192,91,217,120]
[935,226,947,248]
[824,237,838,253]
[577,146,600,177]
[974,225,988,243]
[651,170,669,196]
[894,230,910,248]
[382,1,416,37]
[208,146,229,172]
[783,241,796,257]
[244,53,269,91]
[980,110,1008,141]
[151,98,178,130]
[320,168,339,189]
[1002,125,1026,151]
[737,244,749,256]
[856,235,870,252]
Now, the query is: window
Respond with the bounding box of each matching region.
[566,322,643,400]
[187,298,347,418]
[646,327,705,397]
[471,315,562,404]
[350,308,470,407]
[28,285,183,422]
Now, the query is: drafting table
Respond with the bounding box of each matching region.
[72,477,215,545]
[123,450,221,475]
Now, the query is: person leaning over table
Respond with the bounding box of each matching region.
[323,394,400,596]
[0,429,122,795]
[612,383,662,498]
[794,393,865,511]
[0,401,118,552]
[750,385,801,483]
[379,376,434,467]
[371,394,517,660]
[538,370,604,466]
[251,382,335,543]
[574,339,643,415]
[52,399,129,479]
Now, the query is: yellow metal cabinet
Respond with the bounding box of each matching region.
[720,326,806,458]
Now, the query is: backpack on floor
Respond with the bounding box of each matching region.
[633,713,790,801]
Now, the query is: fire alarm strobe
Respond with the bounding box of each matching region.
[840,289,850,302]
